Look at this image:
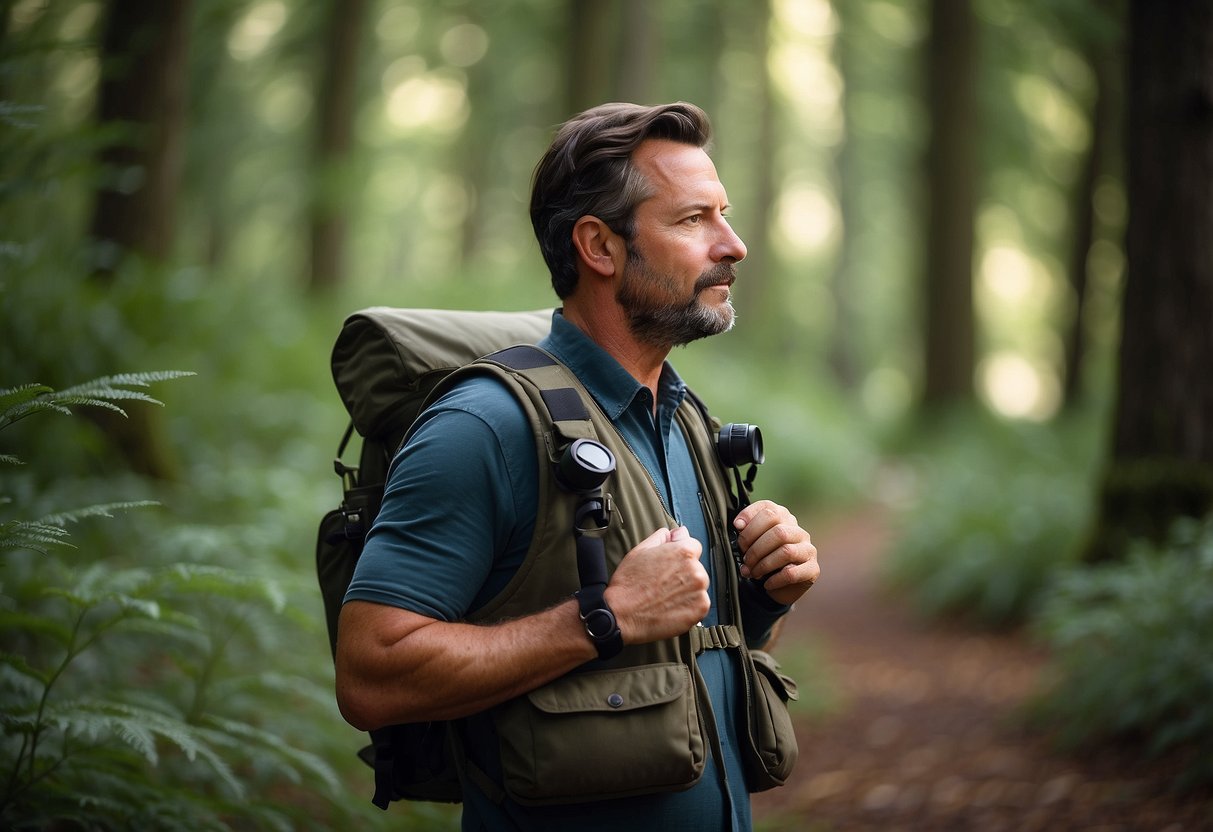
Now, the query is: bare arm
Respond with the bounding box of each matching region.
[336,526,710,731]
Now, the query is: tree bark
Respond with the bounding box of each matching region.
[90,0,192,274]
[921,0,978,408]
[308,0,368,293]
[1062,26,1121,410]
[86,0,192,480]
[1087,0,1213,560]
[565,0,615,115]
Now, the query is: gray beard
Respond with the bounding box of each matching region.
[616,257,737,350]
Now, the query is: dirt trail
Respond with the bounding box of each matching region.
[750,506,1213,832]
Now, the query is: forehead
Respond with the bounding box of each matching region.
[632,139,727,210]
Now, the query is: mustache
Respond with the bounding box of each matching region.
[693,262,737,294]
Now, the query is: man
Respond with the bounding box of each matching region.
[336,102,820,831]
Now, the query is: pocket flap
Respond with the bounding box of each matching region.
[526,663,689,714]
[751,649,799,702]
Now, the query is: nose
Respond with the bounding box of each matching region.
[713,220,747,263]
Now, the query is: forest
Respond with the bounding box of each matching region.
[1,0,1211,829]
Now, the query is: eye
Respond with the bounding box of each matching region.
[682,214,702,225]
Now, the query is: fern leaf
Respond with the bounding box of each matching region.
[55,371,195,398]
[1,453,22,465]
[0,611,74,646]
[201,715,340,792]
[38,501,159,527]
[0,520,75,552]
[0,383,52,414]
[0,650,52,687]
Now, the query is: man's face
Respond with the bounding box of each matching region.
[615,139,747,350]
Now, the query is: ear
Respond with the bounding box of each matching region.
[572,216,622,278]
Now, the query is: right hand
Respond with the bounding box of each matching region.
[604,526,711,645]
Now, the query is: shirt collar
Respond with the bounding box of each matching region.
[540,310,687,421]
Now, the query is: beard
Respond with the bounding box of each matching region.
[616,247,737,350]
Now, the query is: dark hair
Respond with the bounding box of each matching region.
[530,102,713,298]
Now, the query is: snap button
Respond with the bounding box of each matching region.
[607,693,624,708]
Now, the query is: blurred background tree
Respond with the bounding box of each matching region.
[2,0,1210,826]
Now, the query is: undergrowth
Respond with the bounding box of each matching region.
[1030,517,1213,792]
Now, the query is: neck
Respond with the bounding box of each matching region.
[561,302,669,403]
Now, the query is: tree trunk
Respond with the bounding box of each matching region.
[308,0,367,293]
[1087,0,1213,561]
[826,2,861,389]
[615,0,658,104]
[1062,29,1121,410]
[565,0,615,115]
[87,0,192,481]
[90,0,192,274]
[920,0,978,408]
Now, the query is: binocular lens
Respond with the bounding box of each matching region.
[717,423,764,468]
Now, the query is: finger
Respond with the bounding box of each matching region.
[669,525,690,542]
[632,526,674,551]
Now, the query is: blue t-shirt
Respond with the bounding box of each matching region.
[345,312,787,832]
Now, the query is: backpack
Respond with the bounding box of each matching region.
[316,307,555,808]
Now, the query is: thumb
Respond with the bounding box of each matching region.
[669,525,690,542]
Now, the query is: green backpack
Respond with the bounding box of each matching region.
[316,307,555,808]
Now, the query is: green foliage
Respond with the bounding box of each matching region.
[882,410,1100,628]
[1030,518,1213,791]
[0,375,361,830]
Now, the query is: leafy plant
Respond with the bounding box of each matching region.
[882,413,1100,628]
[0,373,350,830]
[1029,517,1213,791]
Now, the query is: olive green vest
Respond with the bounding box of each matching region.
[429,345,798,806]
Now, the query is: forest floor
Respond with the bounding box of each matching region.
[750,505,1213,832]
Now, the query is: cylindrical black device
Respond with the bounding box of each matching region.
[556,438,616,493]
[716,423,764,468]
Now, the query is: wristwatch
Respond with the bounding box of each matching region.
[575,589,623,660]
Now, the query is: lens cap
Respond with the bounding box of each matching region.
[557,438,616,493]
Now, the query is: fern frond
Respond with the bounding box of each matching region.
[0,372,195,429]
[38,501,159,527]
[0,519,75,553]
[201,717,339,795]
[55,371,196,398]
[0,611,74,647]
[0,383,52,414]
[162,564,286,613]
[1,453,22,465]
[0,650,52,688]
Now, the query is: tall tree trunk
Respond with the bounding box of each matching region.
[1087,0,1213,561]
[1062,31,1120,410]
[565,0,615,115]
[920,0,978,409]
[87,0,192,480]
[733,0,779,355]
[826,2,861,389]
[309,0,367,293]
[615,0,658,104]
[90,0,192,274]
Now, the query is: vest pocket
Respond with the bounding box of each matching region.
[741,648,800,791]
[494,662,706,805]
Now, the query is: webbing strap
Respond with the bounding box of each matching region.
[690,623,742,655]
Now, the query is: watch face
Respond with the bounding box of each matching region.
[584,608,616,639]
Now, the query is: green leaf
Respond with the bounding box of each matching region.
[38,501,160,527]
[0,383,53,414]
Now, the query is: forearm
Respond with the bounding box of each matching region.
[336,598,595,730]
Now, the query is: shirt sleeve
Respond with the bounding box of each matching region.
[739,580,791,649]
[342,376,537,621]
